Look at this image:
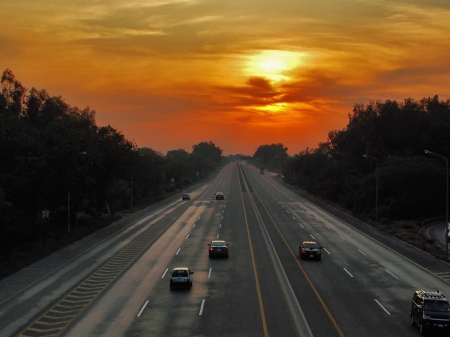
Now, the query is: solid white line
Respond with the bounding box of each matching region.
[176,248,181,255]
[374,299,391,315]
[208,268,212,278]
[343,268,353,278]
[386,269,399,280]
[161,268,168,278]
[137,300,149,317]
[199,299,205,315]
[358,249,367,256]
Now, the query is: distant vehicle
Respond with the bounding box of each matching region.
[215,192,225,200]
[260,169,265,174]
[299,241,322,261]
[208,240,229,258]
[169,267,194,290]
[410,289,450,334]
[182,193,190,200]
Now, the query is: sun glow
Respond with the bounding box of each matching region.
[244,50,303,82]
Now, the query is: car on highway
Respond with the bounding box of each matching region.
[169,267,194,290]
[410,289,450,334]
[299,241,322,261]
[182,193,190,200]
[215,192,225,200]
[208,240,229,258]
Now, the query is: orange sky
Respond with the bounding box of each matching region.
[1,1,450,155]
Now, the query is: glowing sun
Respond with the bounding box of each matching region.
[244,50,303,82]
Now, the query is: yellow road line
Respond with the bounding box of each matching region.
[238,166,269,337]
[254,182,346,337]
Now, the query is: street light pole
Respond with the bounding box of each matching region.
[68,192,70,234]
[363,155,379,222]
[424,150,449,256]
[68,151,87,234]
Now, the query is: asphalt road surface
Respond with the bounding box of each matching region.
[1,162,450,337]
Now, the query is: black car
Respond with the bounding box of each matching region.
[411,290,450,334]
[215,192,225,200]
[299,241,322,261]
[208,240,229,258]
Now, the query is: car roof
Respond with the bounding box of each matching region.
[216,191,224,194]
[301,241,318,245]
[211,240,226,244]
[172,267,190,271]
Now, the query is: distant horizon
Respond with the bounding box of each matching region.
[2,1,449,156]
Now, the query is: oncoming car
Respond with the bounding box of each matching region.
[169,267,194,290]
[215,192,225,200]
[299,241,322,261]
[208,240,229,258]
[182,193,190,200]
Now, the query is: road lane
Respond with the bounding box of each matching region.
[244,164,450,337]
[3,162,450,337]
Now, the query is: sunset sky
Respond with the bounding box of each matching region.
[1,0,450,155]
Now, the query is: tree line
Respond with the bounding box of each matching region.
[256,96,450,223]
[0,69,223,254]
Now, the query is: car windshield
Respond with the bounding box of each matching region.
[303,243,319,249]
[211,242,225,247]
[172,270,188,277]
[424,300,450,312]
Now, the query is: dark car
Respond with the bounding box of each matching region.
[411,289,450,334]
[215,192,225,200]
[208,240,229,258]
[169,267,194,290]
[299,241,322,261]
[182,193,190,200]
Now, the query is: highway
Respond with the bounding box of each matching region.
[1,162,450,337]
